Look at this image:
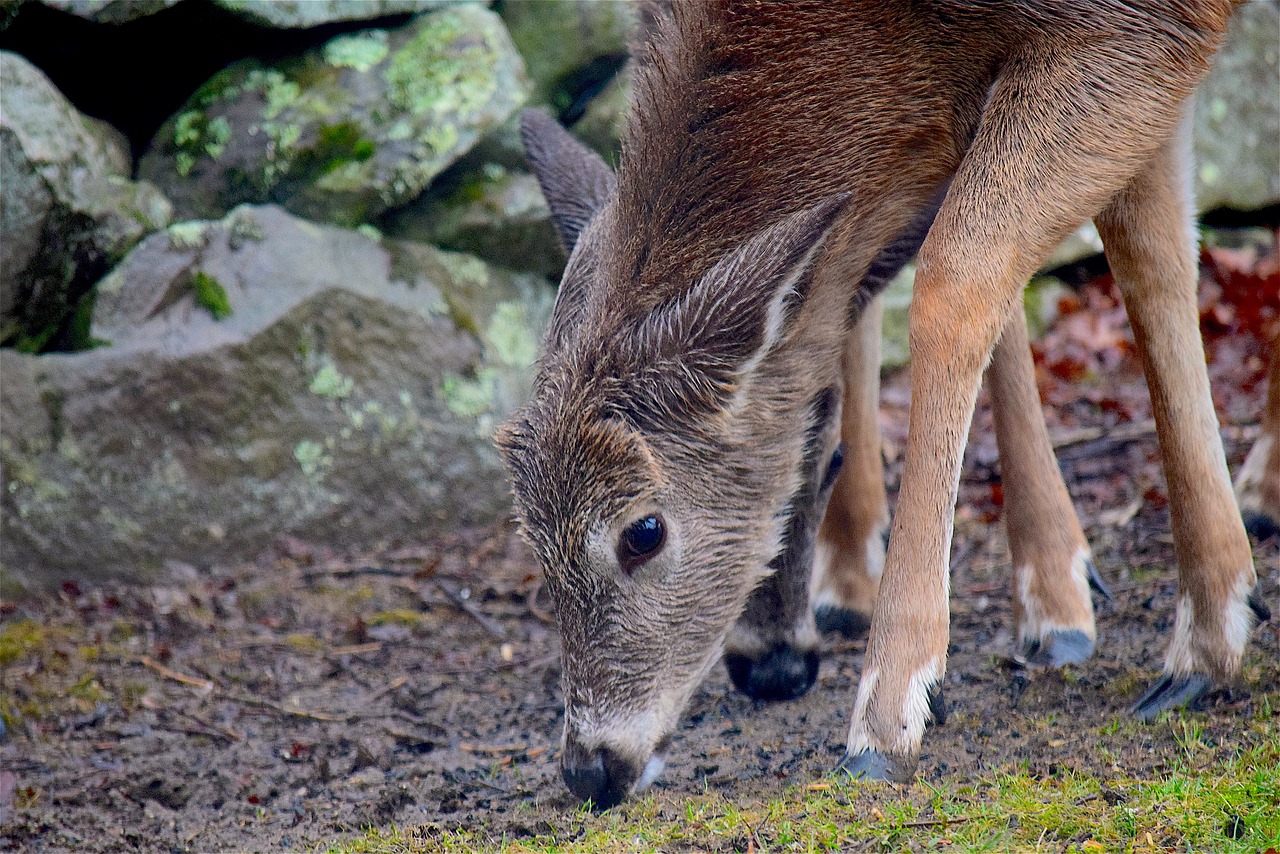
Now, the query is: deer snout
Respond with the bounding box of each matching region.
[724,642,820,701]
[561,735,669,809]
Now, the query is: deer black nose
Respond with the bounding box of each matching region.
[561,744,633,809]
[725,643,820,701]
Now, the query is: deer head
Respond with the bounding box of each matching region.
[497,112,856,808]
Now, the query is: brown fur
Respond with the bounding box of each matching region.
[501,0,1259,803]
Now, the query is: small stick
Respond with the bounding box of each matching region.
[367,675,409,703]
[433,579,507,639]
[139,656,213,692]
[459,741,528,754]
[900,816,970,829]
[526,581,556,625]
[328,642,383,656]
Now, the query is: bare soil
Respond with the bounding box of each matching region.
[3,279,1279,852]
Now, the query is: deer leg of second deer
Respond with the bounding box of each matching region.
[989,308,1106,668]
[726,387,844,702]
[1094,114,1265,719]
[812,296,889,637]
[1236,349,1280,541]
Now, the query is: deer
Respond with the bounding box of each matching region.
[497,0,1273,809]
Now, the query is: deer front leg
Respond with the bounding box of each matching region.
[726,389,845,701]
[812,296,889,637]
[1095,113,1266,719]
[1236,350,1280,540]
[990,308,1109,668]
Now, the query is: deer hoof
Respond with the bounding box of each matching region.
[814,605,872,638]
[833,748,915,783]
[1017,629,1095,669]
[725,644,819,701]
[1242,509,1279,541]
[1130,672,1214,720]
[1085,559,1113,602]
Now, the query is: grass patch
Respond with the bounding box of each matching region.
[322,708,1280,853]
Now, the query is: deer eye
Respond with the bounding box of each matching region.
[618,515,665,572]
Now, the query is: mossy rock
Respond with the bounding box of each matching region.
[2,205,553,587]
[0,51,172,352]
[500,0,634,108]
[138,5,530,226]
[213,0,448,29]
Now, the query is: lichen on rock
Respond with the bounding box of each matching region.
[138,5,531,227]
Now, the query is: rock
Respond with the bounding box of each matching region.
[380,163,562,277]
[0,51,172,351]
[570,63,629,160]
[0,205,553,589]
[214,0,448,29]
[36,0,182,24]
[1049,5,1279,269]
[500,0,634,107]
[1193,1,1280,212]
[138,5,530,226]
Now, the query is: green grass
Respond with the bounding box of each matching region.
[322,710,1280,854]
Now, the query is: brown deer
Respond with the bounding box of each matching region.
[499,0,1271,808]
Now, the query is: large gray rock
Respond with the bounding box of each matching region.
[36,0,182,23]
[214,0,450,29]
[0,205,553,589]
[1194,0,1280,212]
[571,63,629,160]
[381,164,562,276]
[500,0,634,106]
[0,51,172,350]
[138,5,530,226]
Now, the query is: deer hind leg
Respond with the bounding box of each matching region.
[1236,349,1280,540]
[812,296,889,637]
[1095,114,1266,719]
[839,36,1225,781]
[989,308,1109,667]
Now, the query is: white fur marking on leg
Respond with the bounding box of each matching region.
[1234,433,1273,515]
[1223,572,1256,670]
[1163,592,1196,676]
[1016,545,1095,646]
[845,657,943,757]
[865,527,886,582]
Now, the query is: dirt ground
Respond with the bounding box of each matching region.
[3,267,1279,852]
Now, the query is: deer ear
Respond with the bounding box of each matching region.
[521,110,617,255]
[649,194,851,375]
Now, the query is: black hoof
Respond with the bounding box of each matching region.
[1131,672,1214,720]
[1017,629,1095,668]
[833,748,916,784]
[725,644,820,702]
[1242,509,1279,541]
[1085,559,1113,602]
[1248,591,1272,625]
[928,685,948,726]
[815,605,871,638]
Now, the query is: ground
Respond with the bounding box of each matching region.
[2,234,1279,853]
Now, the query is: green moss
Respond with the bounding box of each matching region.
[309,359,355,400]
[68,290,110,351]
[367,609,421,627]
[167,222,209,251]
[293,439,330,478]
[324,31,390,73]
[0,619,46,666]
[192,271,232,320]
[486,301,537,368]
[292,121,377,183]
[442,368,499,419]
[384,10,498,119]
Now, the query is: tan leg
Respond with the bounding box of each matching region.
[1094,110,1263,718]
[840,30,1227,779]
[812,295,888,635]
[1236,350,1280,539]
[989,308,1104,667]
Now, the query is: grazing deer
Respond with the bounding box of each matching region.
[499,0,1270,808]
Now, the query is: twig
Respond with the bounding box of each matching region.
[900,816,970,829]
[526,580,555,625]
[328,642,383,656]
[433,579,507,639]
[367,675,408,703]
[459,741,528,754]
[138,656,214,692]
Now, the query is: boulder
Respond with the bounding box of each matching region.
[138,5,530,226]
[570,63,629,160]
[36,0,181,24]
[0,51,172,351]
[1193,1,1280,212]
[380,163,562,277]
[500,0,634,107]
[0,205,553,589]
[214,0,450,29]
